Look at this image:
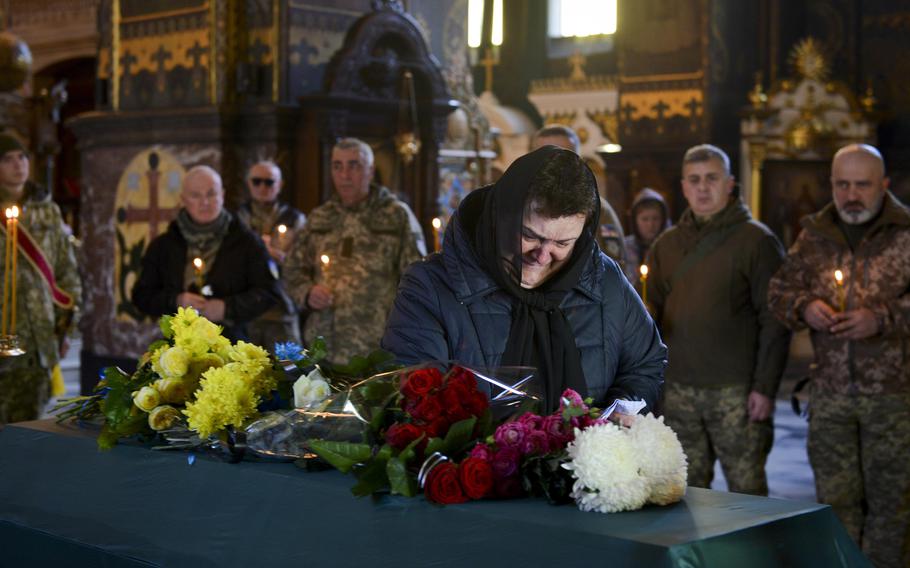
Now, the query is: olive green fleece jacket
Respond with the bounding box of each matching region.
[645,197,791,396]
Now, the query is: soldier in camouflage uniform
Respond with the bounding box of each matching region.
[283,138,426,363]
[531,125,627,267]
[646,144,790,496]
[236,160,306,349]
[0,133,80,424]
[768,144,910,568]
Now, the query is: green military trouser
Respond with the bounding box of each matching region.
[0,353,49,425]
[663,382,773,496]
[808,389,910,568]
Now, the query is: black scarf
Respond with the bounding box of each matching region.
[460,146,599,412]
[176,208,232,257]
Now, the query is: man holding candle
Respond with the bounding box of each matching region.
[132,165,279,342]
[768,144,910,568]
[0,133,80,424]
[645,144,790,496]
[283,138,426,363]
[237,160,305,348]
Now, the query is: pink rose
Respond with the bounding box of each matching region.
[517,412,543,430]
[469,442,494,462]
[559,389,587,412]
[520,430,550,456]
[491,446,521,479]
[493,421,529,449]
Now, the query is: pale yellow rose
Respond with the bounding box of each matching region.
[132,386,161,412]
[158,346,190,378]
[148,405,182,431]
[155,378,192,404]
[293,368,331,408]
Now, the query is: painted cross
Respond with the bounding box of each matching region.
[686,96,703,132]
[620,101,636,134]
[152,46,173,93]
[651,99,670,133]
[186,41,207,91]
[119,50,138,97]
[116,152,179,241]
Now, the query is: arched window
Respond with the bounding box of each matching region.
[548,0,617,38]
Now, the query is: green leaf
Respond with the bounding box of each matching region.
[386,457,418,497]
[97,424,119,450]
[440,416,477,457]
[475,408,493,438]
[425,436,443,457]
[398,435,425,465]
[307,439,372,473]
[146,339,169,354]
[159,315,174,339]
[307,336,328,363]
[351,459,390,497]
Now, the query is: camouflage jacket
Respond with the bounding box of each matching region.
[0,182,80,371]
[768,192,910,395]
[283,185,426,363]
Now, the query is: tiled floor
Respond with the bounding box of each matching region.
[46,332,819,502]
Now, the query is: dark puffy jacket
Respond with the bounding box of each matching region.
[381,211,667,411]
[131,216,280,341]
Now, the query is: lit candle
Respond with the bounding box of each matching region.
[2,208,12,336]
[9,206,17,334]
[193,257,204,291]
[320,254,331,287]
[277,224,288,247]
[834,269,845,312]
[639,264,649,305]
[431,217,442,253]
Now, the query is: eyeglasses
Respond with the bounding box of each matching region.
[250,177,276,187]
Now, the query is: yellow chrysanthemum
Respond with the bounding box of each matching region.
[183,365,262,438]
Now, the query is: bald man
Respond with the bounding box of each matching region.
[132,165,279,341]
[768,144,910,567]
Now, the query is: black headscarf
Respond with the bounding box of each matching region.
[459,146,600,412]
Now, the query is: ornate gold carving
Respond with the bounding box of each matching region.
[112,0,121,110]
[749,142,766,219]
[530,74,616,93]
[568,51,586,82]
[789,37,829,82]
[617,90,702,121]
[860,82,877,114]
[541,112,576,127]
[587,109,619,143]
[748,72,767,110]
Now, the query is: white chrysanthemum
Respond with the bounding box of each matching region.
[628,413,688,505]
[563,423,650,513]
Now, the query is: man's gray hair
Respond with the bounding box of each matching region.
[248,159,282,181]
[682,144,731,175]
[334,137,374,168]
[183,165,223,190]
[534,124,581,154]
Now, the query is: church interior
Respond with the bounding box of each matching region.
[3,0,906,384]
[1,1,909,564]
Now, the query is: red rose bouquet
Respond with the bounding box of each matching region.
[306,363,539,503]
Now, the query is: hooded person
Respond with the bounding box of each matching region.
[381,146,666,416]
[623,188,671,286]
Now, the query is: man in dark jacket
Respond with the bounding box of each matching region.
[381,146,666,416]
[646,144,790,495]
[768,144,910,568]
[132,165,279,341]
[237,160,305,348]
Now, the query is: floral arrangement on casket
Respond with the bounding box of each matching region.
[303,364,689,513]
[55,307,283,449]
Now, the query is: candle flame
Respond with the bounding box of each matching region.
[640,264,649,277]
[277,224,287,234]
[834,269,844,285]
[431,217,442,229]
[320,254,330,266]
[193,257,203,270]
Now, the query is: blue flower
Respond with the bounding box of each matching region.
[274,341,305,362]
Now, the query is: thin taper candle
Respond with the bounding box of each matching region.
[639,264,649,305]
[1,208,11,336]
[10,207,18,333]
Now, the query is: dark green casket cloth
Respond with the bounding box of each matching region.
[0,420,868,567]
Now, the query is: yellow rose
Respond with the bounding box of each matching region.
[148,405,182,431]
[158,346,190,378]
[132,386,160,412]
[155,378,192,404]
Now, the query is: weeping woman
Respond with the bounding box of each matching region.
[381,146,666,418]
